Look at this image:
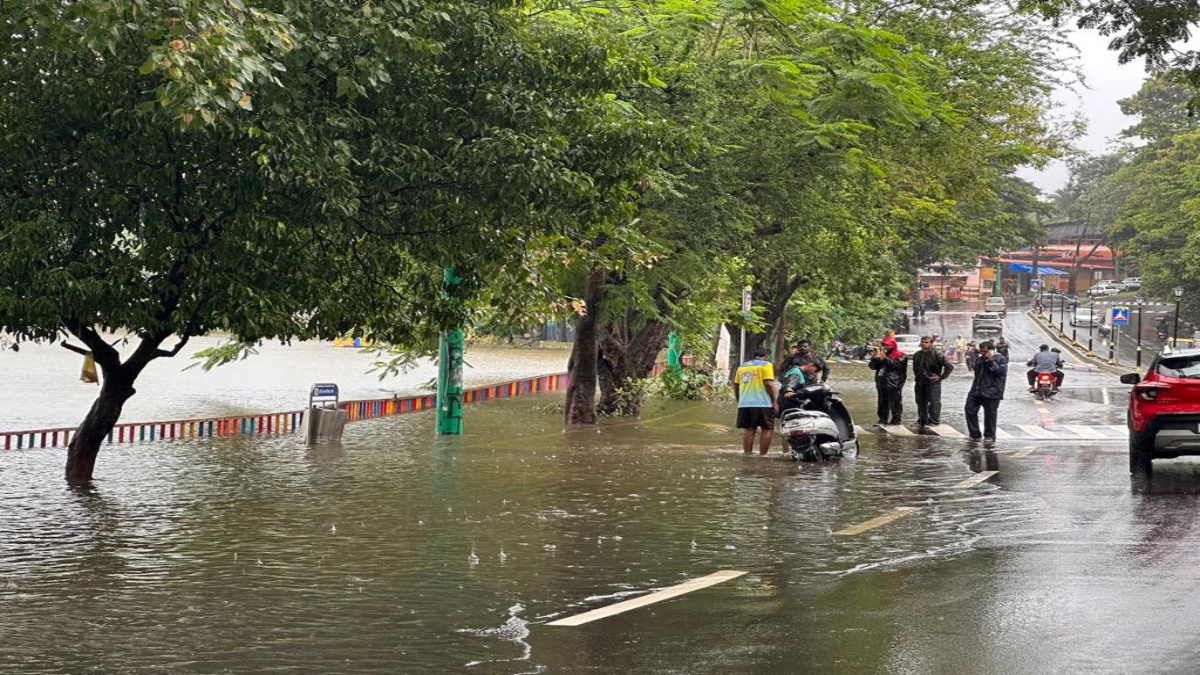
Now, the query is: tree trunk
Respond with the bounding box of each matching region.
[65,372,136,484]
[596,319,669,416]
[59,324,181,483]
[565,269,605,425]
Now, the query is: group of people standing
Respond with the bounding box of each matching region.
[869,333,1008,441]
[732,331,1013,453]
[946,334,1010,371]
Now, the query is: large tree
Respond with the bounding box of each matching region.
[0,0,658,481]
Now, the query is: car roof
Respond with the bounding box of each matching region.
[894,334,920,340]
[974,312,1001,318]
[1157,347,1200,359]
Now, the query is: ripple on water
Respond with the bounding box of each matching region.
[0,396,1046,673]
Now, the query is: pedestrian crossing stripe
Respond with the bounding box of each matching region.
[855,423,1127,442]
[1063,424,1109,439]
[1016,424,1057,439]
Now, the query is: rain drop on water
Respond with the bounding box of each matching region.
[468,550,480,565]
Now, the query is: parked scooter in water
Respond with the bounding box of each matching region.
[1033,372,1058,401]
[779,384,859,461]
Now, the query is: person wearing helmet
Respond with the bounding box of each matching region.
[1026,344,1064,392]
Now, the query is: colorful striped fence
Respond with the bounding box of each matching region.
[1,372,570,451]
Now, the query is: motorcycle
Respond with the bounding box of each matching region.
[1156,328,1169,341]
[1033,372,1058,401]
[779,384,859,461]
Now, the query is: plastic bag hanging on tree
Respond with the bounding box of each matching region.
[81,352,98,384]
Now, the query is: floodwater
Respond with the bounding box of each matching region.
[2,391,1031,674]
[3,311,1196,673]
[0,337,569,430]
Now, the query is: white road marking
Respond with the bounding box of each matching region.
[1106,425,1130,436]
[833,506,922,536]
[1016,424,1057,439]
[951,471,998,489]
[1063,425,1109,439]
[546,570,748,627]
[1011,447,1038,458]
[928,424,965,438]
[993,428,1014,439]
[881,425,915,436]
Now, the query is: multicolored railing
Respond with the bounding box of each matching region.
[1,372,570,451]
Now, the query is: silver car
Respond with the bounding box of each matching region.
[972,312,1003,334]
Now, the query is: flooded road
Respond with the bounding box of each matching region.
[5,311,1200,673]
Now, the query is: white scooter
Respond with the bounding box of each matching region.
[779,384,859,462]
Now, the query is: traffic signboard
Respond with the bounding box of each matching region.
[1030,279,1043,291]
[1111,307,1130,326]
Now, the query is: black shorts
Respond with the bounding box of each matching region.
[736,407,775,430]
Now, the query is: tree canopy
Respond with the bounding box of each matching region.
[0,0,662,479]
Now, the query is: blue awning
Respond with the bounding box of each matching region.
[1006,263,1066,275]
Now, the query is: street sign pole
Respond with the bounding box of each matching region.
[1109,306,1130,366]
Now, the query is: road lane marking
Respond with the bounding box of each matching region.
[546,570,747,626]
[1016,424,1057,439]
[882,425,915,436]
[1062,424,1109,439]
[951,471,998,489]
[833,506,922,536]
[1011,446,1038,458]
[928,424,965,438]
[1105,425,1129,437]
[994,428,1014,438]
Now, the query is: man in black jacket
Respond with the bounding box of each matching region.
[912,335,954,427]
[964,340,1008,441]
[869,336,909,425]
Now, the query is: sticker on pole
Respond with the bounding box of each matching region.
[1111,307,1130,326]
[741,286,753,318]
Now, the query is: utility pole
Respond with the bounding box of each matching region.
[437,268,464,435]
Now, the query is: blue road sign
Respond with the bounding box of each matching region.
[311,383,339,398]
[1111,307,1130,325]
[1030,279,1043,291]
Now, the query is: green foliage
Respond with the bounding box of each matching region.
[1112,130,1200,318]
[652,366,728,401]
[0,0,660,354]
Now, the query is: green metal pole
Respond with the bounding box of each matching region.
[437,268,464,435]
[992,261,1002,298]
[667,332,682,372]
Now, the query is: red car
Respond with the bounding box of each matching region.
[1121,349,1200,473]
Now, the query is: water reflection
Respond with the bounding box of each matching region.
[1,396,1044,674]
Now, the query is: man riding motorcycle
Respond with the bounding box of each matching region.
[1026,344,1064,392]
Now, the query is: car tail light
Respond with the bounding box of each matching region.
[1134,382,1170,402]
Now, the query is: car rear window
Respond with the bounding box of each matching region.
[1157,356,1200,379]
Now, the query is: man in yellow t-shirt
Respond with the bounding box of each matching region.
[733,347,778,454]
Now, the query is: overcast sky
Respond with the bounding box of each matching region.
[1017,28,1151,195]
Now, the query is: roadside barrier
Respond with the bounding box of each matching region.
[1,372,570,451]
